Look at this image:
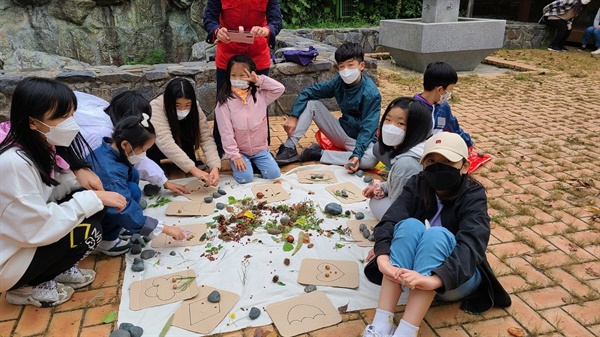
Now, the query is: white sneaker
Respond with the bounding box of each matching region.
[362,325,394,337]
[592,49,600,55]
[54,266,96,289]
[6,280,74,307]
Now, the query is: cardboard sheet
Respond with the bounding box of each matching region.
[183,180,219,203]
[250,184,290,203]
[297,258,359,289]
[265,291,341,337]
[129,270,198,311]
[151,224,207,248]
[346,220,379,247]
[325,182,366,204]
[172,286,240,334]
[296,170,338,184]
[165,201,215,216]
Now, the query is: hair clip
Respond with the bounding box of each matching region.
[141,113,150,127]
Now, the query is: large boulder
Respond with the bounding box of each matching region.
[4,49,90,71]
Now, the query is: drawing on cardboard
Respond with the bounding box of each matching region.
[346,219,379,247]
[129,270,198,311]
[183,180,217,202]
[287,304,326,324]
[172,286,240,334]
[250,184,290,202]
[297,170,338,184]
[151,224,207,248]
[265,291,341,337]
[297,258,359,289]
[166,201,214,216]
[325,182,366,204]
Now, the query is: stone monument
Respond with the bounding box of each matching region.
[379,0,506,71]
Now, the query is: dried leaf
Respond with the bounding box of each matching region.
[292,231,304,256]
[507,327,525,337]
[338,303,349,314]
[101,310,117,324]
[159,314,174,337]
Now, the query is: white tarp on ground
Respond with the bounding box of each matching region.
[117,164,395,336]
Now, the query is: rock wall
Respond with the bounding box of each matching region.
[503,21,553,49]
[0,0,207,66]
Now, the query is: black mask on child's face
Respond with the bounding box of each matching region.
[423,163,463,191]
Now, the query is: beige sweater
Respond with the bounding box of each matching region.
[150,95,221,173]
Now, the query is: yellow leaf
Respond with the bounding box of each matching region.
[244,211,255,219]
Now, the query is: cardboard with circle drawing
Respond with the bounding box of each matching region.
[166,201,215,216]
[265,291,341,337]
[172,286,240,334]
[151,224,207,248]
[325,182,366,204]
[250,184,290,202]
[129,270,198,311]
[183,180,218,202]
[297,258,359,289]
[346,219,379,247]
[296,170,338,184]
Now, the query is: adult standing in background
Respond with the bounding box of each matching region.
[580,7,600,54]
[203,0,283,157]
[540,0,591,52]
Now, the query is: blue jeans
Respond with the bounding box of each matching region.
[102,182,142,241]
[389,218,481,302]
[582,26,600,48]
[231,149,281,184]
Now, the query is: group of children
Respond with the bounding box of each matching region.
[0,42,510,337]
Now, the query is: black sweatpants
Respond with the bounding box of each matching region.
[545,18,572,49]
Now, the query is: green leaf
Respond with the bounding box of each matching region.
[199,233,207,242]
[277,281,286,286]
[206,243,212,249]
[228,196,237,205]
[101,310,117,324]
[335,243,344,249]
[159,314,174,337]
[283,242,294,252]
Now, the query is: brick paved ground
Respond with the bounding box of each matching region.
[1,52,599,337]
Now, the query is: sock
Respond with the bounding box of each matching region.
[97,238,119,250]
[392,319,419,337]
[370,308,395,335]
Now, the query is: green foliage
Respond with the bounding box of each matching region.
[126,48,166,65]
[397,0,422,18]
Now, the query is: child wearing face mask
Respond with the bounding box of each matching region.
[149,78,221,187]
[89,115,185,255]
[413,62,473,155]
[274,42,382,173]
[362,98,432,220]
[215,55,284,183]
[362,132,511,337]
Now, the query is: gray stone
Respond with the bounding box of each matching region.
[133,257,143,264]
[128,326,143,337]
[55,71,96,83]
[130,244,142,255]
[96,0,128,5]
[212,192,221,198]
[12,0,51,7]
[304,284,317,293]
[169,67,203,76]
[142,236,150,243]
[97,72,142,84]
[207,290,220,303]
[217,188,227,195]
[131,261,144,272]
[361,227,371,239]
[324,203,343,216]
[204,196,213,203]
[368,234,375,241]
[143,69,169,82]
[130,233,144,245]
[140,249,156,260]
[355,212,365,220]
[143,184,161,196]
[170,251,177,256]
[109,329,131,337]
[267,228,282,235]
[191,42,215,61]
[280,216,290,225]
[5,49,90,72]
[49,0,95,26]
[249,307,261,320]
[356,170,364,177]
[422,0,460,23]
[139,199,147,210]
[363,176,373,183]
[119,323,134,331]
[0,74,25,95]
[170,0,193,9]
[215,202,225,210]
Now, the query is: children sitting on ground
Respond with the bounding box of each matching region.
[363,132,511,337]
[74,90,187,195]
[274,42,381,173]
[413,62,474,152]
[0,77,126,307]
[362,97,432,220]
[89,115,185,256]
[215,55,284,183]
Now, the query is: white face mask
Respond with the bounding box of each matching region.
[581,0,590,4]
[35,117,80,147]
[438,90,451,105]
[176,109,190,120]
[381,124,406,146]
[339,67,360,84]
[127,148,147,165]
[231,79,249,90]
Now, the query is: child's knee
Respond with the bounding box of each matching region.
[422,226,456,247]
[233,171,254,184]
[394,218,425,235]
[261,167,281,180]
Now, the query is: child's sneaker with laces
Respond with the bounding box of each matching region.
[93,238,131,256]
[362,325,393,337]
[6,280,74,307]
[54,266,96,289]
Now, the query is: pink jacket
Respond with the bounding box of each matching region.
[215,75,284,160]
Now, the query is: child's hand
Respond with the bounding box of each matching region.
[243,69,259,83]
[344,157,360,173]
[397,269,443,291]
[164,181,188,195]
[94,191,126,212]
[74,168,104,191]
[163,225,186,241]
[208,167,220,186]
[362,185,375,198]
[233,158,247,172]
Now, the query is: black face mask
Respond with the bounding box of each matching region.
[423,163,464,191]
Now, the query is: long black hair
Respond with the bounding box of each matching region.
[104,90,152,126]
[163,78,201,149]
[216,55,258,106]
[0,77,92,186]
[377,97,432,159]
[111,115,155,165]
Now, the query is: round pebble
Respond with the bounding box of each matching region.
[368,234,375,241]
[119,323,134,331]
[109,329,131,337]
[363,175,373,183]
[130,244,142,255]
[249,307,261,319]
[280,216,290,225]
[128,326,144,337]
[204,196,213,203]
[140,249,156,260]
[170,251,177,256]
[216,202,226,210]
[217,188,227,195]
[212,192,221,198]
[142,236,150,243]
[477,151,485,158]
[356,170,364,177]
[355,212,365,220]
[267,227,282,235]
[207,290,221,303]
[304,284,317,293]
[133,257,143,264]
[359,223,367,232]
[139,199,147,210]
[324,203,343,215]
[361,228,371,239]
[143,184,161,197]
[131,262,144,272]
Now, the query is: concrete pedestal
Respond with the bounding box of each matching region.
[379,18,506,72]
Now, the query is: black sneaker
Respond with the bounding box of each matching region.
[300,143,323,162]
[560,46,569,52]
[274,144,300,165]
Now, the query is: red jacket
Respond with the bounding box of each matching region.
[203,0,283,70]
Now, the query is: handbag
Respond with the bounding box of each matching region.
[272,46,319,66]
